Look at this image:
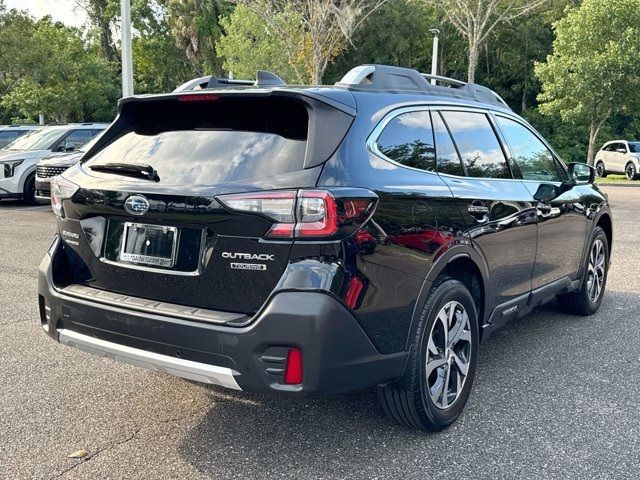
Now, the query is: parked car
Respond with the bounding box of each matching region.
[594,140,640,180]
[0,125,41,149]
[0,123,107,203]
[35,133,105,203]
[38,65,612,431]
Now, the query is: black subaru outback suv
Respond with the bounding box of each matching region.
[38,65,612,431]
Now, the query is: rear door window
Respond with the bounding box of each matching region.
[441,111,511,179]
[375,110,435,172]
[84,97,309,185]
[432,112,464,176]
[495,116,565,182]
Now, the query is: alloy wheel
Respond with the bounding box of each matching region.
[586,239,606,303]
[626,164,635,180]
[596,163,604,177]
[425,301,472,410]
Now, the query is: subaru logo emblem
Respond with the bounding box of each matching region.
[124,195,150,216]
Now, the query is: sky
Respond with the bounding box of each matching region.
[5,0,89,28]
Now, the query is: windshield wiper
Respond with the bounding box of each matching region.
[89,163,160,182]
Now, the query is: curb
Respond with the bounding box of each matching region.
[596,183,640,188]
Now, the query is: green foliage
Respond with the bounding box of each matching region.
[535,0,640,161]
[0,13,118,123]
[216,3,309,83]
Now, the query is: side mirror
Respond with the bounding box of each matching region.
[533,183,559,202]
[567,162,595,185]
[63,141,77,152]
[617,148,627,154]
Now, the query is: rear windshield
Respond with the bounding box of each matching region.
[85,97,309,185]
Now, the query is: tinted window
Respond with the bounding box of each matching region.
[629,142,640,153]
[433,112,464,176]
[0,131,19,140]
[4,128,65,150]
[496,116,564,182]
[376,110,435,171]
[64,129,95,147]
[85,97,309,185]
[442,111,511,179]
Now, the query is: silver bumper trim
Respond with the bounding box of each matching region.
[58,329,242,390]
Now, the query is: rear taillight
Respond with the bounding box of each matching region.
[217,189,376,240]
[51,176,79,219]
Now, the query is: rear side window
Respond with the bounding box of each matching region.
[432,112,464,176]
[375,110,435,172]
[496,116,565,182]
[0,131,19,142]
[85,97,309,185]
[442,111,511,179]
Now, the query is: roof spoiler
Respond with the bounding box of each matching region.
[173,70,286,92]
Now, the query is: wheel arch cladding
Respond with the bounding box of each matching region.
[407,250,488,351]
[597,213,612,256]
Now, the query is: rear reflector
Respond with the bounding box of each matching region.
[343,275,364,309]
[284,348,303,385]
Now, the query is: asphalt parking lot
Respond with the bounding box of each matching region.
[1,185,638,480]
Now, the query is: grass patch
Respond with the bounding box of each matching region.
[595,174,638,185]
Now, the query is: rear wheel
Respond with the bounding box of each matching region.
[22,173,37,205]
[378,279,479,431]
[625,162,639,180]
[556,227,608,316]
[595,161,606,178]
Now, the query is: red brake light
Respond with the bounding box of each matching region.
[284,348,303,385]
[296,191,338,237]
[177,94,220,102]
[217,189,375,240]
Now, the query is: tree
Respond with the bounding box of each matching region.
[0,17,118,122]
[535,0,640,164]
[419,0,548,83]
[164,0,230,76]
[217,3,309,83]
[78,0,119,62]
[235,0,390,84]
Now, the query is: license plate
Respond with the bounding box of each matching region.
[119,222,178,268]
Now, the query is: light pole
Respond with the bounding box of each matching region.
[121,0,134,97]
[429,28,440,85]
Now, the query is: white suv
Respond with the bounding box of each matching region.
[0,123,107,204]
[594,140,640,180]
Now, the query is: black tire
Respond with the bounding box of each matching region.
[378,278,479,431]
[595,161,607,178]
[556,226,609,316]
[22,173,37,205]
[625,162,639,181]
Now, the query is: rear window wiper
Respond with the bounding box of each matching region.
[89,163,160,182]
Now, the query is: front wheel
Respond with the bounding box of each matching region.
[22,173,37,205]
[625,162,639,180]
[556,226,609,316]
[378,278,479,431]
[595,161,606,178]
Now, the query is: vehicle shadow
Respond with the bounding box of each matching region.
[178,291,633,479]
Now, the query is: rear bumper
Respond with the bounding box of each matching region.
[38,238,407,396]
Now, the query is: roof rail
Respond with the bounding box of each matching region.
[174,70,286,93]
[337,64,509,109]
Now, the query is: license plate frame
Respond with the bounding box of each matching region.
[119,222,178,268]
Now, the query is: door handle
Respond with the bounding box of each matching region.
[536,202,552,215]
[467,205,489,215]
